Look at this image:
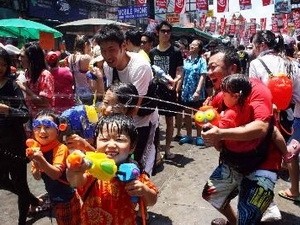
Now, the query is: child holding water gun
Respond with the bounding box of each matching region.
[66,114,158,225]
[203,74,293,162]
[26,110,81,225]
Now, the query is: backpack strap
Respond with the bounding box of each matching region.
[258,59,274,78]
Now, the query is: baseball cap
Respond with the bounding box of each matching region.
[45,51,61,64]
[2,44,21,55]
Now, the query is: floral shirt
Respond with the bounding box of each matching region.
[181,56,207,103]
[77,173,158,225]
[25,69,54,117]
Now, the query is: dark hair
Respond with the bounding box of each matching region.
[125,29,142,46]
[252,30,284,53]
[211,45,241,73]
[237,45,245,51]
[108,82,139,113]
[193,39,204,55]
[95,114,138,149]
[24,42,47,84]
[141,31,155,43]
[0,47,11,77]
[94,24,125,46]
[74,35,90,53]
[35,109,59,125]
[221,74,252,106]
[156,20,172,32]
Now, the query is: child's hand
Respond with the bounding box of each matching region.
[66,134,92,151]
[125,179,146,197]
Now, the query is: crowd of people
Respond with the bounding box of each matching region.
[0,20,300,225]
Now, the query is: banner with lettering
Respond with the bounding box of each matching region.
[174,0,186,13]
[155,0,167,12]
[262,0,273,6]
[239,0,252,10]
[217,0,229,13]
[136,0,147,5]
[228,23,236,36]
[281,13,289,34]
[293,9,300,29]
[274,0,291,14]
[199,14,207,30]
[249,18,256,35]
[209,17,217,33]
[219,17,227,35]
[196,0,208,11]
[260,18,266,30]
[271,14,279,33]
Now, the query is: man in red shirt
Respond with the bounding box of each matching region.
[201,46,282,225]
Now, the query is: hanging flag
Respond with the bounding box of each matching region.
[136,0,147,5]
[239,0,252,10]
[209,17,217,33]
[196,0,208,11]
[260,18,267,30]
[271,14,279,33]
[274,0,291,14]
[217,0,229,13]
[219,17,227,35]
[156,0,167,10]
[199,14,207,30]
[174,0,186,13]
[281,13,289,34]
[262,0,273,6]
[228,23,236,36]
[293,9,300,29]
[249,18,256,35]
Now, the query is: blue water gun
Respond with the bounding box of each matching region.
[117,163,140,203]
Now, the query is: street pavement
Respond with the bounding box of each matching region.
[0,122,299,225]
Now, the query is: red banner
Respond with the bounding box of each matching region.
[293,9,300,29]
[174,0,186,13]
[271,14,279,33]
[199,14,207,30]
[217,0,229,13]
[260,18,266,30]
[249,18,256,35]
[262,0,273,6]
[136,0,147,5]
[219,17,227,35]
[228,23,236,35]
[239,0,252,10]
[196,0,208,11]
[282,13,289,34]
[156,0,167,9]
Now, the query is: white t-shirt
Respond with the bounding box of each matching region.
[249,54,300,118]
[103,52,157,127]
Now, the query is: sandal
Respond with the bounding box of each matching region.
[164,153,175,160]
[28,193,51,217]
[278,190,300,202]
[211,218,230,225]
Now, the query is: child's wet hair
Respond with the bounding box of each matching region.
[35,109,59,125]
[221,74,252,106]
[94,114,138,149]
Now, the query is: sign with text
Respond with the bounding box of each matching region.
[118,5,148,20]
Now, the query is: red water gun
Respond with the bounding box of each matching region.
[194,105,220,131]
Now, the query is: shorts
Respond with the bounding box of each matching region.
[53,193,81,225]
[202,163,276,225]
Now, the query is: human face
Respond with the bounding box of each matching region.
[0,57,8,79]
[189,40,200,56]
[99,89,126,116]
[222,91,239,108]
[158,25,171,44]
[141,36,152,54]
[100,41,126,68]
[19,50,29,69]
[207,52,228,91]
[96,123,132,164]
[32,115,58,146]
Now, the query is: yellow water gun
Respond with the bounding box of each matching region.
[67,150,117,181]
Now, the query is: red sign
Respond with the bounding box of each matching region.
[260,18,266,30]
[219,17,227,35]
[174,0,185,13]
[217,0,229,13]
[136,0,146,5]
[262,0,272,6]
[156,0,167,9]
[239,0,252,10]
[196,0,208,11]
[199,14,207,30]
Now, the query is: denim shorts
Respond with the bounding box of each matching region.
[288,117,300,143]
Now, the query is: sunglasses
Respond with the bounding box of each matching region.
[160,29,171,34]
[32,119,58,130]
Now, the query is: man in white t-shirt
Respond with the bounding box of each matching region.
[93,24,159,175]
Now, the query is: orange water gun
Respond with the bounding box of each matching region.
[25,138,41,157]
[194,105,220,131]
[67,150,117,181]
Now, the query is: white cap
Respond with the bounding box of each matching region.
[3,44,21,55]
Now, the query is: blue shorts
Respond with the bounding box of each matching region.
[288,117,300,144]
[202,163,277,225]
